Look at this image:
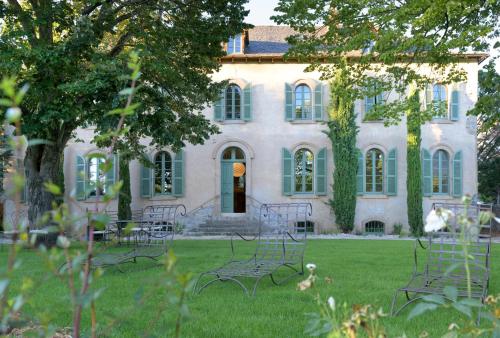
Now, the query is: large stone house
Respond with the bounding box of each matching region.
[5,26,487,234]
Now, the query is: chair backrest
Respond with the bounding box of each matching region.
[425,203,492,287]
[137,205,186,248]
[255,203,312,265]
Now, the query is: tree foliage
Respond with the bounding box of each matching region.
[0,0,249,224]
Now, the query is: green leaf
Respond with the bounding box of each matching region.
[407,302,438,320]
[451,302,472,318]
[421,294,446,305]
[444,262,462,276]
[458,298,483,307]
[443,286,458,302]
[44,182,62,195]
[119,88,134,96]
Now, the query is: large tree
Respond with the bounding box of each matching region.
[0,0,249,225]
[468,60,500,203]
[274,0,499,235]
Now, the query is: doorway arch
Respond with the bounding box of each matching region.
[221,147,246,213]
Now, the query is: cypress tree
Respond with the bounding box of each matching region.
[406,86,424,236]
[118,156,132,221]
[326,67,359,233]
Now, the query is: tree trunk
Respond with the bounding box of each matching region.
[406,87,424,236]
[118,156,132,221]
[24,143,65,228]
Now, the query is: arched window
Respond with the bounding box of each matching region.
[222,147,245,160]
[225,85,241,120]
[432,150,449,194]
[365,220,385,234]
[294,84,312,120]
[294,148,314,193]
[154,151,172,195]
[88,156,106,197]
[365,148,384,193]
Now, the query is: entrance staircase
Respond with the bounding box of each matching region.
[182,196,264,236]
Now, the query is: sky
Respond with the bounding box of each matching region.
[244,0,498,70]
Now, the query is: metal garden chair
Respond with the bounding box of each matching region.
[391,203,492,319]
[90,204,186,271]
[194,203,312,296]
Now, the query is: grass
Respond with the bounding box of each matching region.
[2,239,499,337]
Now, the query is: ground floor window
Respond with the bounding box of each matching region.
[365,220,385,234]
[296,221,315,233]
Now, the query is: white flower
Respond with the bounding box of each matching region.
[306,263,316,271]
[327,296,335,311]
[424,208,452,232]
[6,107,22,123]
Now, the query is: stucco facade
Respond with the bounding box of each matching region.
[2,27,483,235]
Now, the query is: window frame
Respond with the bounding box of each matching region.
[87,156,106,197]
[225,84,242,120]
[432,149,450,195]
[365,148,384,194]
[294,84,313,120]
[294,148,314,194]
[227,34,242,54]
[154,151,173,196]
[427,83,449,119]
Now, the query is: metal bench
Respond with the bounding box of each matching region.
[90,204,186,271]
[391,203,492,319]
[194,203,312,296]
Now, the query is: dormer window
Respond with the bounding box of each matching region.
[227,34,242,54]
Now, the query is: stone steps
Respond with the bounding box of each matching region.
[184,217,261,236]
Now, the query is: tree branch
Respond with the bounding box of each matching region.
[7,0,38,46]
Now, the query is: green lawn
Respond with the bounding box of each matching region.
[3,239,499,337]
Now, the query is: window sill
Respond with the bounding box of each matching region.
[148,195,178,201]
[359,194,389,199]
[428,195,454,200]
[289,120,320,124]
[289,194,322,199]
[217,120,247,125]
[430,119,453,124]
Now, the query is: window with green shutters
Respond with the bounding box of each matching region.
[432,149,450,194]
[365,148,384,193]
[450,89,460,121]
[357,148,397,196]
[424,83,461,121]
[284,82,323,121]
[75,154,117,200]
[386,148,397,195]
[452,151,463,197]
[422,148,463,197]
[214,82,252,121]
[282,147,327,196]
[141,150,184,198]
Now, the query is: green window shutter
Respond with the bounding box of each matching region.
[315,147,327,195]
[105,154,117,197]
[173,150,184,197]
[76,155,86,200]
[356,149,364,195]
[214,89,224,121]
[425,85,432,110]
[282,148,293,195]
[243,83,252,121]
[421,148,432,196]
[377,91,385,105]
[452,151,463,197]
[313,82,323,120]
[285,83,293,121]
[140,155,152,198]
[450,89,459,121]
[386,148,397,195]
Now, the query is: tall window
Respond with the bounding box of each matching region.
[432,150,449,194]
[294,148,313,193]
[294,84,312,120]
[88,157,106,197]
[154,151,172,195]
[225,85,241,120]
[227,34,242,54]
[430,84,447,118]
[365,148,384,193]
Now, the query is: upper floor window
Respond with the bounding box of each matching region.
[432,149,449,194]
[225,84,241,120]
[227,34,242,54]
[88,157,106,197]
[365,148,384,193]
[425,84,448,118]
[294,148,314,193]
[294,84,312,120]
[154,151,172,195]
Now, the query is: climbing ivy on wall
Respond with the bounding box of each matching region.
[406,87,424,236]
[325,67,359,233]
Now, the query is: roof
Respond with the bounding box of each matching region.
[220,25,488,63]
